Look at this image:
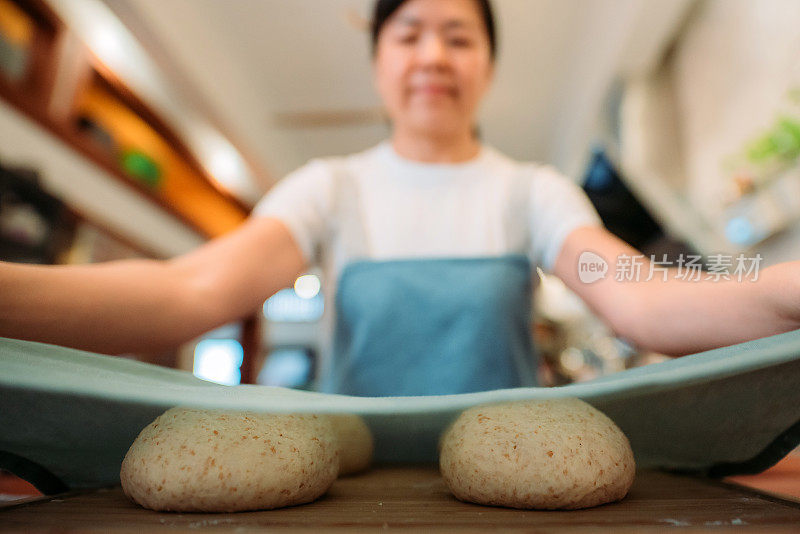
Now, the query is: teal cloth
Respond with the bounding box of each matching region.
[1,329,800,491]
[325,255,537,395]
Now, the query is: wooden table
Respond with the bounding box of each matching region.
[2,466,800,532]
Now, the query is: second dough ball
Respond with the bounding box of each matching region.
[439,398,635,510]
[120,408,339,512]
[329,414,374,475]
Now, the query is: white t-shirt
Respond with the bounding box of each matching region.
[253,140,602,275]
[253,140,602,383]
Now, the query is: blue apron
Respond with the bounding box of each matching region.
[319,163,537,396]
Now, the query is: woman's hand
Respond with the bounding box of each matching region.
[0,217,305,355]
[552,225,800,356]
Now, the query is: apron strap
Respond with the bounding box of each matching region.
[329,160,371,264]
[505,170,533,258]
[506,171,538,385]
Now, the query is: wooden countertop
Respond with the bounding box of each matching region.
[2,466,800,533]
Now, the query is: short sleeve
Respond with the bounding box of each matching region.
[528,164,603,272]
[251,159,334,265]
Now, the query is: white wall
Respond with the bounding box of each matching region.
[673,0,800,221]
[620,0,800,264]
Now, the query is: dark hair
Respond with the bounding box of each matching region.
[370,0,497,60]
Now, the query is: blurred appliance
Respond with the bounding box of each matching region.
[0,162,75,264]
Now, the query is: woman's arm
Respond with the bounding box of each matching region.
[0,217,305,355]
[552,226,800,356]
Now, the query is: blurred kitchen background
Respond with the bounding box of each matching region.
[2,0,800,389]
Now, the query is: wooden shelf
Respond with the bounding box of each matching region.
[0,0,251,240]
[70,68,247,237]
[0,0,58,108]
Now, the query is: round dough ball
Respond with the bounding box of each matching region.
[120,408,339,512]
[439,398,635,510]
[330,414,373,475]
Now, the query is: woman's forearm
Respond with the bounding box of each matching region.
[555,227,800,357]
[622,261,800,356]
[0,218,306,356]
[0,259,214,355]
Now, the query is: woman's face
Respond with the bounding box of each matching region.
[373,0,493,138]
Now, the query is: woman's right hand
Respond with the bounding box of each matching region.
[0,217,305,355]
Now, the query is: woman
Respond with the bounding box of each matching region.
[1,0,798,396]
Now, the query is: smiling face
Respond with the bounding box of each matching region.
[373,0,494,139]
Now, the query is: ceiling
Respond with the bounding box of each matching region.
[98,0,694,198]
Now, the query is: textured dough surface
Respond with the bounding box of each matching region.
[439,398,635,509]
[330,414,373,475]
[120,408,338,512]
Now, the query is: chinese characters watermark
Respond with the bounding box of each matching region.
[577,252,762,284]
